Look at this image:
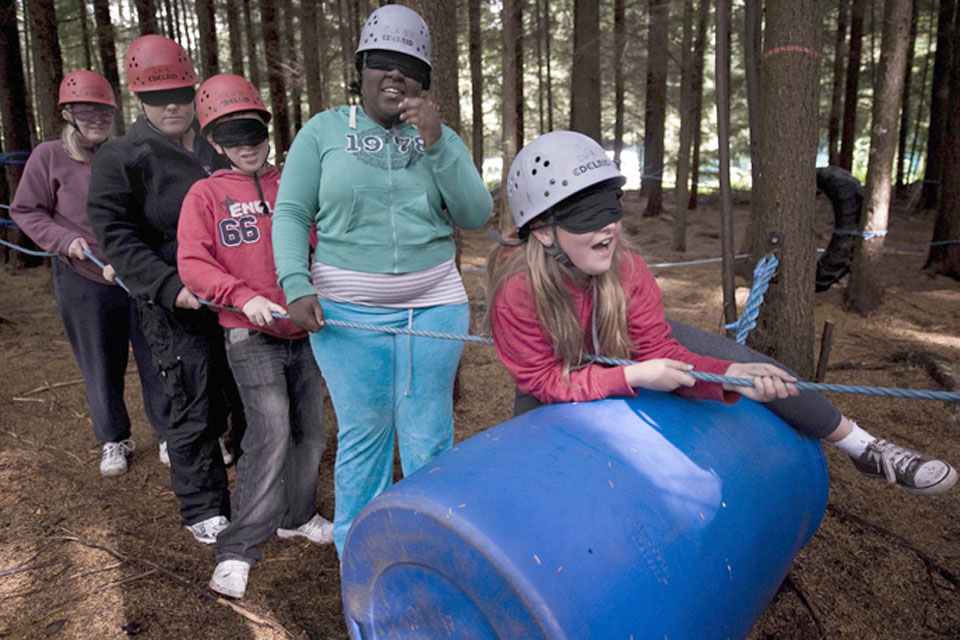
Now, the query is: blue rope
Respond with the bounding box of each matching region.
[0,236,57,257]
[832,228,889,239]
[0,151,31,166]
[0,217,18,229]
[723,254,778,344]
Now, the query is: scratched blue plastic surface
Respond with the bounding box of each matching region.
[341,391,829,640]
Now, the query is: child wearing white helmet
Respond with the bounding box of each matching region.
[177,74,333,599]
[487,130,956,496]
[10,70,168,478]
[272,4,493,556]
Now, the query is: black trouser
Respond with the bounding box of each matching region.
[138,302,232,524]
[515,319,842,440]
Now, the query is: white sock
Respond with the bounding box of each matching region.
[830,422,876,458]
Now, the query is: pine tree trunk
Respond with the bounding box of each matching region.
[337,0,353,104]
[544,0,553,131]
[280,0,302,131]
[688,0,708,211]
[260,0,291,160]
[613,0,625,167]
[749,0,821,376]
[405,0,461,133]
[925,8,960,280]
[243,0,261,88]
[134,0,159,35]
[78,0,93,69]
[514,0,524,150]
[0,0,32,193]
[921,0,955,210]
[641,0,668,217]
[716,0,736,328]
[571,0,600,141]
[500,0,520,226]
[828,0,849,166]
[302,0,324,115]
[846,0,915,313]
[839,0,864,171]
[226,0,245,76]
[92,0,125,135]
[24,0,64,142]
[671,0,695,252]
[469,0,483,171]
[195,0,218,78]
[896,0,920,194]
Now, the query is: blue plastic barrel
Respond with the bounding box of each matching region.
[341,391,829,640]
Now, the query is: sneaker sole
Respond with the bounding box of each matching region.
[100,466,127,477]
[209,577,245,599]
[904,466,959,496]
[275,528,333,545]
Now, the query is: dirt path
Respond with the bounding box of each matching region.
[1,193,958,639]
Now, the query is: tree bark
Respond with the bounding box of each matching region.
[895,0,919,194]
[641,0,669,217]
[828,0,850,166]
[302,0,324,116]
[500,0,520,226]
[195,0,219,78]
[749,0,821,376]
[469,0,483,172]
[920,0,955,210]
[24,0,64,142]
[0,0,32,193]
[613,0,625,167]
[544,0,553,131]
[337,0,354,104]
[924,3,960,280]
[77,0,93,69]
[839,0,864,171]
[845,0,914,314]
[688,0,708,211]
[514,0,524,150]
[226,0,245,76]
[133,0,159,35]
[92,0,125,135]
[571,0,600,141]
[716,0,736,330]
[260,0,291,161]
[243,0,261,89]
[280,0,303,131]
[671,0,695,252]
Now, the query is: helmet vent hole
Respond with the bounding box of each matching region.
[532,169,537,175]
[562,180,568,186]
[534,156,541,163]
[549,179,555,185]
[543,160,550,167]
[544,191,550,197]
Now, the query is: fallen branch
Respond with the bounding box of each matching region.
[23,379,84,396]
[827,504,960,589]
[49,533,294,638]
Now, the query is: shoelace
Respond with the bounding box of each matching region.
[102,439,136,457]
[864,439,915,484]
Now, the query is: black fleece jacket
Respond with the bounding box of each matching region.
[87,115,225,310]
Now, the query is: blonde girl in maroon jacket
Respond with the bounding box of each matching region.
[487,131,955,496]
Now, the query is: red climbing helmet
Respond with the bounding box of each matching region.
[196,74,271,132]
[58,70,117,108]
[125,34,198,93]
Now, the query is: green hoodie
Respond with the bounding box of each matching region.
[272,104,493,303]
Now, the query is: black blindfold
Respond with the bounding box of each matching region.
[360,50,431,89]
[138,86,196,106]
[211,118,269,148]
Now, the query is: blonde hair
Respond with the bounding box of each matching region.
[485,229,636,379]
[60,124,94,163]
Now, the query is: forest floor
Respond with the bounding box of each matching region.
[1,189,959,639]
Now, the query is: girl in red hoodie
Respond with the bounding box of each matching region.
[177,75,332,600]
[487,131,955,497]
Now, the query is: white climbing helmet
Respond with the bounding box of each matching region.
[507,131,624,231]
[356,5,431,68]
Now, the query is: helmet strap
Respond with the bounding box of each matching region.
[544,220,574,268]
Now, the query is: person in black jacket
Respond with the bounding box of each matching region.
[87,35,235,544]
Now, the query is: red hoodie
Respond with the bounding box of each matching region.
[490,250,738,405]
[177,167,305,339]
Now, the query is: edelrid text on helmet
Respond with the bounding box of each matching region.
[506,131,625,232]
[125,34,199,93]
[356,5,431,68]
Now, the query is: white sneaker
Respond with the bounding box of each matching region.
[209,559,250,599]
[158,440,170,467]
[219,437,233,466]
[100,439,135,476]
[185,515,230,545]
[276,514,333,545]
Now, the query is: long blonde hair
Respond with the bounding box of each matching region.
[60,124,95,164]
[485,228,636,378]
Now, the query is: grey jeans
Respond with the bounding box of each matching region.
[215,329,327,564]
[515,319,842,440]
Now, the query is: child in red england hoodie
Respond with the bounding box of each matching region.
[177,74,332,600]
